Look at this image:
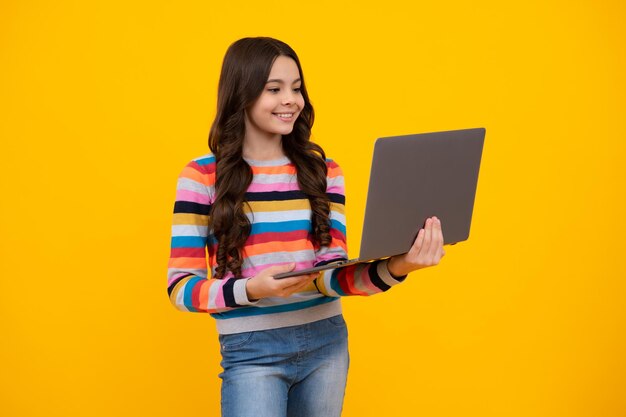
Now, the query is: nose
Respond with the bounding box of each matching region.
[282,90,296,105]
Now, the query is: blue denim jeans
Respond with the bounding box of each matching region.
[218,315,350,417]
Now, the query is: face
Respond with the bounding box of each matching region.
[244,55,305,142]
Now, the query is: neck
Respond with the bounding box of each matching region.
[242,135,285,161]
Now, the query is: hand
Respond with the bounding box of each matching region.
[387,216,446,277]
[246,263,319,301]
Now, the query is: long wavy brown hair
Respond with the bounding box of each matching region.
[208,37,331,279]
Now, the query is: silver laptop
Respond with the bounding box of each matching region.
[274,127,486,279]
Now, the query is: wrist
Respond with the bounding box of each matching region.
[245,277,260,301]
[387,257,408,278]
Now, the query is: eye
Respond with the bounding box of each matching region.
[268,88,280,93]
[293,87,302,93]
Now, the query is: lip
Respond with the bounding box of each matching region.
[273,112,297,122]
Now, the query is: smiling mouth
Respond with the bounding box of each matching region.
[273,113,296,121]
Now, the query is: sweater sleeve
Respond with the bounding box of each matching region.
[167,157,258,313]
[313,160,408,297]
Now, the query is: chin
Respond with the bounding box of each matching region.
[273,126,295,136]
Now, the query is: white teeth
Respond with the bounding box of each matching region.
[275,113,294,118]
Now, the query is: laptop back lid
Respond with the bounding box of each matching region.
[358,127,486,260]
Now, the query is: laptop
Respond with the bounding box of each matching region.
[274,127,486,279]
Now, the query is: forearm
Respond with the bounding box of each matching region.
[314,259,407,297]
[168,272,257,313]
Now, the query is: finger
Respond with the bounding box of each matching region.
[280,272,315,288]
[288,273,317,281]
[284,276,314,294]
[433,241,444,262]
[297,273,319,286]
[266,264,297,280]
[269,262,296,274]
[422,218,441,265]
[267,263,297,281]
[427,217,443,260]
[433,218,445,260]
[421,218,434,256]
[276,274,308,288]
[276,280,306,297]
[412,227,426,255]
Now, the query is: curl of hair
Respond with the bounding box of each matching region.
[208,37,331,279]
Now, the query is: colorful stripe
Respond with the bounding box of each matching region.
[166,153,406,334]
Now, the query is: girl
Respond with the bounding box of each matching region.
[167,37,445,417]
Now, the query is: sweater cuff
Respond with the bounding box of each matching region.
[233,278,260,306]
[379,258,408,285]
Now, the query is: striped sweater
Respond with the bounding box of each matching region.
[167,153,407,334]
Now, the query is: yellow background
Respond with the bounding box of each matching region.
[1,1,625,416]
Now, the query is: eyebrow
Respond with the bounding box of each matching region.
[265,78,302,84]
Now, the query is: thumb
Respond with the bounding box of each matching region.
[272,262,296,273]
